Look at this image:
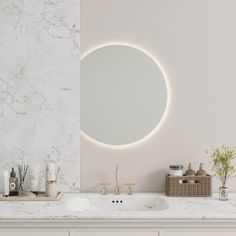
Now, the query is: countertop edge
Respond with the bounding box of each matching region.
[1,219,236,229]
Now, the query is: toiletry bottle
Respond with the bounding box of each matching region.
[9,168,18,196]
[184,163,196,176]
[196,163,207,176]
[3,170,9,196]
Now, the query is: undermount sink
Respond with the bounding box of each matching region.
[66,193,169,212]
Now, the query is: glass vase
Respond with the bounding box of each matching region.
[219,186,228,201]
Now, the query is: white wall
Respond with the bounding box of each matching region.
[0,0,80,192]
[81,0,236,192]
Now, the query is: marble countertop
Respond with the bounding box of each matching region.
[1,193,236,220]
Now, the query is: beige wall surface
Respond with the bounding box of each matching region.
[81,0,236,192]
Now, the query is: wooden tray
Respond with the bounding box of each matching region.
[0,192,63,201]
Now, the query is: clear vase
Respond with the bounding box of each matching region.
[219,186,228,201]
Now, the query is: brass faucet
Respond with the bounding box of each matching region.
[114,166,120,195]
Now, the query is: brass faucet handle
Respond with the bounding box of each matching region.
[100,183,110,195]
[125,183,135,195]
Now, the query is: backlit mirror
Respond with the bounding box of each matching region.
[81,45,168,145]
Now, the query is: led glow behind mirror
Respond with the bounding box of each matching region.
[81,45,168,146]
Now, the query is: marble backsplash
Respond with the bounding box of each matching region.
[0,0,80,192]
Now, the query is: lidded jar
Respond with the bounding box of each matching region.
[169,165,183,176]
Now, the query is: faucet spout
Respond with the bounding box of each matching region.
[115,166,120,195]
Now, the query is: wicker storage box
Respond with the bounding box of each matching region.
[166,175,212,197]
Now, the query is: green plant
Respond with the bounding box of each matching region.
[206,145,236,187]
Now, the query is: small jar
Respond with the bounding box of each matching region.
[169,165,183,176]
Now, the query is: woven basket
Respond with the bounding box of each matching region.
[166,175,212,197]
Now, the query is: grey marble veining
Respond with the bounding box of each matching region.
[1,193,236,220]
[0,0,80,192]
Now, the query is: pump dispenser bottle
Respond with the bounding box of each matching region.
[9,168,18,196]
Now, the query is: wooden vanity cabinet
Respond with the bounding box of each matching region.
[75,230,236,236]
[2,229,236,236]
[164,231,236,236]
[0,220,236,236]
[76,231,159,236]
[0,232,69,236]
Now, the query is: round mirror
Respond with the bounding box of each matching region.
[81,45,168,145]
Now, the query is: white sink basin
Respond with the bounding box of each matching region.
[66,193,169,212]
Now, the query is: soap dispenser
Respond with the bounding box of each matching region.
[9,168,18,196]
[184,163,195,176]
[196,163,207,176]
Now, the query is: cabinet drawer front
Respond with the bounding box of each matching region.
[0,232,69,236]
[77,232,158,236]
[165,232,236,236]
